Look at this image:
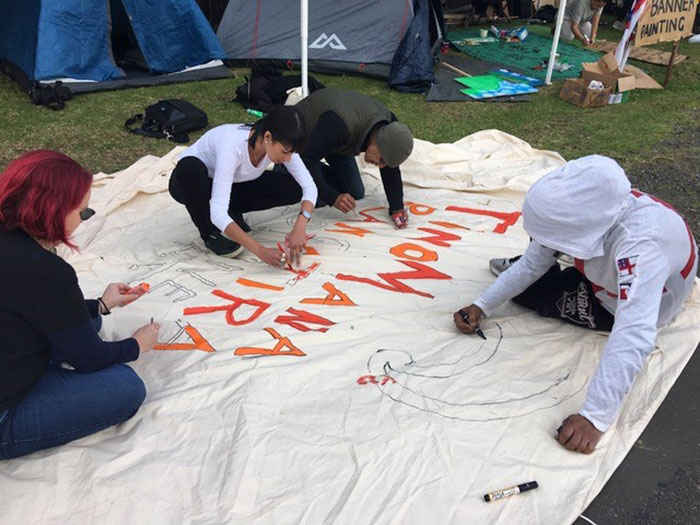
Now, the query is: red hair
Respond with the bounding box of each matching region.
[0,150,92,248]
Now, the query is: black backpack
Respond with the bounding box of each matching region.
[534,5,558,23]
[125,99,208,143]
[234,65,325,112]
[29,81,73,111]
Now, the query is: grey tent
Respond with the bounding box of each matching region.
[217,0,444,83]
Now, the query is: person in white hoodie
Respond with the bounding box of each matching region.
[454,155,697,454]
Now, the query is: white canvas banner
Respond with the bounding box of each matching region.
[1,131,698,524]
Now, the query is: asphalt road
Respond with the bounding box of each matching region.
[576,346,700,525]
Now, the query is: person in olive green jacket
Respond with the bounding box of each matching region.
[294,88,414,229]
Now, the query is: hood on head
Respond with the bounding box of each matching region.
[522,155,631,259]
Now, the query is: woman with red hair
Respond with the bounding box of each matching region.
[0,150,160,459]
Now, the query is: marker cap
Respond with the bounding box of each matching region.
[519,481,538,492]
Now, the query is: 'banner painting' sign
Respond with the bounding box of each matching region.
[636,0,698,46]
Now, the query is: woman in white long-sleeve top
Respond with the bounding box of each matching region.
[454,155,697,454]
[169,106,318,267]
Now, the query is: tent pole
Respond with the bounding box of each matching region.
[545,0,567,85]
[301,0,309,98]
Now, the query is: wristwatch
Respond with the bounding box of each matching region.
[299,210,311,222]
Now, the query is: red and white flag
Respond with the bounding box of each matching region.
[617,255,639,277]
[615,0,649,69]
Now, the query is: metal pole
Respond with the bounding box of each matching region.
[301,0,309,98]
[545,0,567,85]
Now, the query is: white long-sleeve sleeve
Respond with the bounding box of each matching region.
[473,241,559,317]
[283,153,318,207]
[184,124,318,233]
[209,144,242,233]
[579,242,669,431]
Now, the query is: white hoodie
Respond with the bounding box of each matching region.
[474,155,697,431]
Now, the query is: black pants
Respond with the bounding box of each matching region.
[276,154,365,208]
[513,264,615,332]
[168,157,304,240]
[317,154,365,204]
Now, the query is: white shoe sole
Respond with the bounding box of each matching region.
[218,245,244,259]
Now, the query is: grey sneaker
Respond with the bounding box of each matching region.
[612,20,625,31]
[489,255,521,276]
[205,232,244,258]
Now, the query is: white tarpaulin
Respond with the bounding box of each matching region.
[1,130,698,524]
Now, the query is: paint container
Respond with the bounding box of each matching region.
[480,28,488,38]
[512,27,528,42]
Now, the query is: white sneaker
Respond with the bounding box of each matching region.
[613,20,625,31]
[489,255,521,276]
[558,254,574,266]
[689,34,700,44]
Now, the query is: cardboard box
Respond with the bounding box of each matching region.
[623,65,662,89]
[607,91,631,105]
[581,52,635,93]
[560,78,611,108]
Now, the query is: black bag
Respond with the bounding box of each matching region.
[125,99,208,143]
[508,0,533,18]
[29,81,72,111]
[534,5,558,23]
[234,65,325,112]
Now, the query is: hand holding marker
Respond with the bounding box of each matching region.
[122,283,156,325]
[277,242,290,269]
[277,234,315,269]
[458,308,487,340]
[125,282,150,296]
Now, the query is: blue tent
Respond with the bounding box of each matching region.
[0,0,228,96]
[390,0,446,93]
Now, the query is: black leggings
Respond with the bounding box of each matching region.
[168,156,304,240]
[512,264,615,332]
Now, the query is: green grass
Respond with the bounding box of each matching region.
[0,19,698,174]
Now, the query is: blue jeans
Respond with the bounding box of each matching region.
[0,316,146,460]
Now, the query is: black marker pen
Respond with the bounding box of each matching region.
[458,309,487,340]
[484,481,538,502]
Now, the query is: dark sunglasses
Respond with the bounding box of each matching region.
[79,207,96,221]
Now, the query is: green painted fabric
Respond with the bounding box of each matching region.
[448,29,601,81]
[454,75,503,91]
